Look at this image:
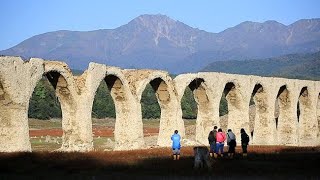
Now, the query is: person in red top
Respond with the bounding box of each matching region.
[215,128,226,157]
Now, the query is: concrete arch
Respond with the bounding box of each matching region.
[42,61,83,151]
[297,87,317,145]
[142,75,179,146]
[250,82,277,145]
[105,73,144,150]
[188,78,213,144]
[276,85,298,145]
[222,80,250,138]
[124,70,181,147]
[183,77,214,144]
[251,83,266,142]
[1,56,320,151]
[174,74,218,145]
[84,64,145,150]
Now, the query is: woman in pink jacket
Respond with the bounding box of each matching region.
[215,128,226,157]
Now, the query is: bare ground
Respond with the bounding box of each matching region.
[1,119,319,179]
[0,146,319,179]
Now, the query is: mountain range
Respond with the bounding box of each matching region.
[1,14,320,73]
[202,51,320,80]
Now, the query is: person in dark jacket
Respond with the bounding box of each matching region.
[240,128,250,157]
[227,129,236,159]
[208,126,218,158]
[171,130,181,160]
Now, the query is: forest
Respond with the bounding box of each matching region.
[28,78,228,120]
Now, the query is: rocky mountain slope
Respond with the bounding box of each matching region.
[1,14,320,73]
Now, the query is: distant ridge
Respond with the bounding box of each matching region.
[202,51,320,80]
[1,14,320,73]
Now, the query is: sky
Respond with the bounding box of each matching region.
[1,0,320,50]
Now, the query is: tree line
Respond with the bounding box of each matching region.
[28,78,229,120]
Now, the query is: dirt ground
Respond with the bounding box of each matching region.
[0,146,319,179]
[1,119,319,179]
[28,118,195,151]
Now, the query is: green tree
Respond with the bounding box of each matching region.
[219,93,228,116]
[92,82,116,118]
[181,88,197,119]
[28,78,62,119]
[141,84,161,119]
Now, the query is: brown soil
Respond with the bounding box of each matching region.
[0,146,319,179]
[30,127,159,137]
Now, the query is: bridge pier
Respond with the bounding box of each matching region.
[0,56,319,151]
[251,81,277,145]
[0,57,43,152]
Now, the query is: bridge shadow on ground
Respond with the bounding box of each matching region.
[0,146,319,179]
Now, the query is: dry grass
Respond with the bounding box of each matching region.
[28,118,196,152]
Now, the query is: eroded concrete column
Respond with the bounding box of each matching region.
[193,74,221,145]
[317,92,320,144]
[0,56,44,152]
[174,73,222,145]
[223,79,251,139]
[297,85,318,146]
[125,70,181,147]
[193,80,215,145]
[108,70,145,150]
[276,84,299,145]
[83,64,145,151]
[44,61,94,152]
[251,79,277,145]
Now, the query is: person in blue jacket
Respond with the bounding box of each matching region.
[171,130,181,160]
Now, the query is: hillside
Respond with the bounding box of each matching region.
[1,15,320,73]
[202,51,320,80]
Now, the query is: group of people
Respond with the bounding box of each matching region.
[208,126,249,158]
[170,127,250,160]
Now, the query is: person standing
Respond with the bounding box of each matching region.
[240,128,250,157]
[215,128,226,157]
[171,130,181,160]
[208,126,218,158]
[227,129,236,159]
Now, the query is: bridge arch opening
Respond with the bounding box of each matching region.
[139,77,171,146]
[0,80,5,101]
[91,75,117,151]
[140,80,161,147]
[219,91,228,131]
[298,87,310,122]
[181,78,210,143]
[220,82,243,133]
[28,71,72,151]
[297,87,313,144]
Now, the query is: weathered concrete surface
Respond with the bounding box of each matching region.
[124,69,182,147]
[317,92,320,143]
[84,64,146,150]
[43,61,95,152]
[0,56,44,152]
[0,56,319,152]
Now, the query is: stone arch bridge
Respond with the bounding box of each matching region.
[0,56,319,152]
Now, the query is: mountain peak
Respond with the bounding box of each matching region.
[131,14,177,30]
[1,16,320,74]
[126,14,197,46]
[263,20,285,26]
